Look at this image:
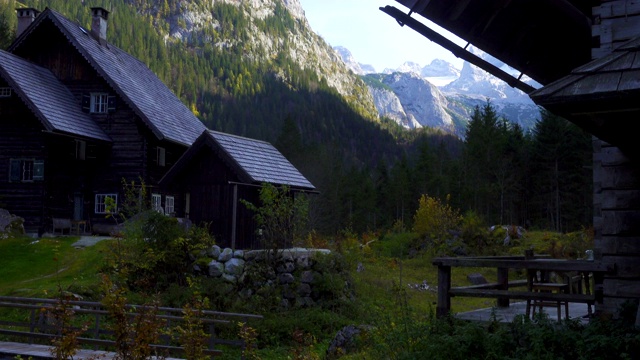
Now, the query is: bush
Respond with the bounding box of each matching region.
[104,210,214,292]
[412,194,462,248]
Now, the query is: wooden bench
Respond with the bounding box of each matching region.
[52,218,72,235]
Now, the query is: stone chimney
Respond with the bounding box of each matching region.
[90,7,109,43]
[15,8,40,37]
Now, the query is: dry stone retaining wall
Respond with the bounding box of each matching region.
[198,246,343,309]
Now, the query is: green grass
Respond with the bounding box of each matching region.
[0,229,598,358]
[0,235,109,297]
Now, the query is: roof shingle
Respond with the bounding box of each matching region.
[11,8,206,146]
[0,49,111,141]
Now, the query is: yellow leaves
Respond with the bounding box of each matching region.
[412,194,462,242]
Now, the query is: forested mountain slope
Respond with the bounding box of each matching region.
[0,0,592,235]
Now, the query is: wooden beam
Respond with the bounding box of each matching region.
[379,6,537,94]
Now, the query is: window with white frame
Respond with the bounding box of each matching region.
[0,87,11,97]
[165,196,175,216]
[9,159,44,182]
[95,194,117,214]
[152,193,162,213]
[90,93,108,113]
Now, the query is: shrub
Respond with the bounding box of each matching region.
[241,183,310,250]
[104,210,214,292]
[412,194,462,253]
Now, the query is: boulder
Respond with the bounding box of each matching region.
[326,325,373,359]
[0,208,25,236]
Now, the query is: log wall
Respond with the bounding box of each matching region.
[593,138,640,317]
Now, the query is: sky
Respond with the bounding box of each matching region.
[298,0,466,72]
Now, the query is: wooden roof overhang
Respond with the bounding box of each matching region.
[383,0,593,87]
[529,37,640,156]
[381,0,639,152]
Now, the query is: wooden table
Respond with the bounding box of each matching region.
[432,255,615,318]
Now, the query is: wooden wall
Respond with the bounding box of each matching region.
[165,150,260,249]
[0,95,46,234]
[592,138,640,317]
[592,0,640,59]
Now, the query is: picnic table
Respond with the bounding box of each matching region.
[432,254,615,318]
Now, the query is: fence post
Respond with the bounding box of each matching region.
[436,265,451,317]
[497,267,509,307]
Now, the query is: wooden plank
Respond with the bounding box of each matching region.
[599,165,640,189]
[600,189,640,209]
[432,258,613,272]
[593,1,640,19]
[602,255,640,277]
[600,144,633,166]
[497,267,509,307]
[448,289,595,303]
[603,278,640,297]
[437,265,451,317]
[601,211,640,235]
[596,236,640,255]
[453,280,528,291]
[595,17,640,44]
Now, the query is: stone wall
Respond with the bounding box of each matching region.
[196,246,350,309]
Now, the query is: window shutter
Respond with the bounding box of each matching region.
[33,160,44,181]
[9,159,20,182]
[81,94,90,112]
[107,95,116,113]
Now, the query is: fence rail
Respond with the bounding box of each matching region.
[0,296,263,358]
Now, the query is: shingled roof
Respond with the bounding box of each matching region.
[9,8,206,146]
[530,37,640,105]
[161,130,316,190]
[0,49,111,142]
[529,36,640,154]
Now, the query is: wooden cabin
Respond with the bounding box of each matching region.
[160,130,316,249]
[383,0,640,319]
[0,7,314,246]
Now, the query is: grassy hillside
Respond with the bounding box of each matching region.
[0,227,608,359]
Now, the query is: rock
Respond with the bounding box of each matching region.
[222,274,237,283]
[208,260,224,277]
[297,283,311,296]
[225,258,245,276]
[467,273,488,285]
[301,270,317,284]
[0,208,25,235]
[278,273,295,284]
[326,325,373,359]
[276,261,295,273]
[207,245,221,258]
[218,247,233,262]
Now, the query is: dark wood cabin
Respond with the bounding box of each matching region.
[160,130,316,250]
[383,0,640,319]
[0,7,314,246]
[0,7,206,235]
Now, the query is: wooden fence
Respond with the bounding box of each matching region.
[0,296,263,358]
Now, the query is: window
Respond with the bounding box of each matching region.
[165,196,175,216]
[90,93,108,113]
[152,193,162,213]
[156,147,166,167]
[75,140,86,160]
[9,159,44,182]
[82,93,116,113]
[0,87,11,97]
[95,194,117,214]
